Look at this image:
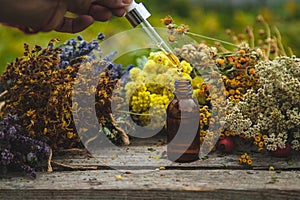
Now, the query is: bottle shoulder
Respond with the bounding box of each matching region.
[167,98,199,114]
[169,97,198,106]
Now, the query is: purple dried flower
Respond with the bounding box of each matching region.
[0,114,51,178]
[1,149,14,165]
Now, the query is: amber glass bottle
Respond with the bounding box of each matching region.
[167,79,200,162]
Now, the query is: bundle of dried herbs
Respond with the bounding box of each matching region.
[0,34,130,151]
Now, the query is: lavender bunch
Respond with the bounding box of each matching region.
[58,33,105,68]
[58,33,132,79]
[0,114,51,178]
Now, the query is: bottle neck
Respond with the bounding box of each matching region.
[174,79,193,98]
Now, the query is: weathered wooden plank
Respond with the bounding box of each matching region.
[1,124,299,199]
[1,169,300,199]
[51,135,300,170]
[0,131,293,172]
[52,151,300,171]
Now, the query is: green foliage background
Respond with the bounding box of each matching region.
[1,0,300,73]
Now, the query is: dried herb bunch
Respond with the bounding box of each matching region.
[215,44,263,103]
[174,44,295,156]
[0,114,50,178]
[124,51,192,131]
[0,39,80,150]
[166,15,297,157]
[224,56,300,153]
[0,34,129,150]
[173,42,263,152]
[73,57,130,146]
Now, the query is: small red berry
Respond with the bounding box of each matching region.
[272,143,291,157]
[217,137,234,153]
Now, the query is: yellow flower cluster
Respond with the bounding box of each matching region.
[222,74,258,102]
[238,153,253,166]
[220,130,236,138]
[130,86,150,113]
[254,133,268,152]
[125,51,193,129]
[216,47,262,103]
[199,105,211,130]
[179,60,193,80]
[146,51,193,79]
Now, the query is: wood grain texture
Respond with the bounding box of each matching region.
[1,169,300,199]
[1,136,299,199]
[51,136,300,171]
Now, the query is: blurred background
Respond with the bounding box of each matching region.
[0,0,300,73]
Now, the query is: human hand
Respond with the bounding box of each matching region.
[0,0,132,33]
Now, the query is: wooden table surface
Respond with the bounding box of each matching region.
[1,135,300,200]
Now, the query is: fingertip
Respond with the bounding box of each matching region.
[96,0,132,8]
[89,5,113,21]
[112,8,127,17]
[122,0,132,4]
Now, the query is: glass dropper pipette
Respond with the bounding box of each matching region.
[125,1,181,69]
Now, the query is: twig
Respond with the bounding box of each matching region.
[47,148,53,172]
[84,135,99,149]
[0,90,8,102]
[51,161,98,170]
[0,101,4,111]
[109,113,130,145]
[56,148,87,153]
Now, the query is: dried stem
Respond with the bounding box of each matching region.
[214,42,231,53]
[261,16,271,59]
[186,32,239,48]
[288,47,294,57]
[273,37,279,58]
[0,101,4,111]
[274,26,287,56]
[109,113,130,145]
[56,148,87,153]
[84,135,99,149]
[247,26,255,49]
[47,148,53,172]
[0,90,8,101]
[51,161,98,170]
